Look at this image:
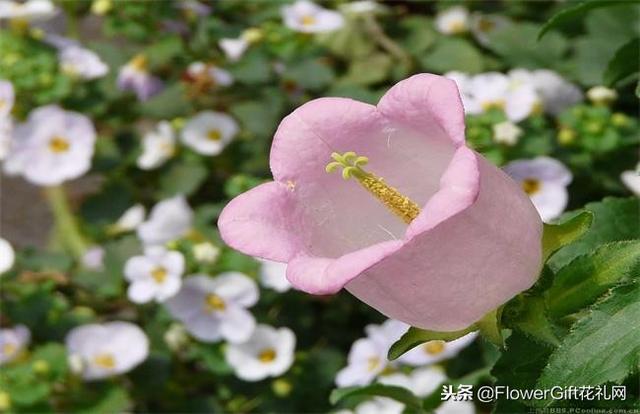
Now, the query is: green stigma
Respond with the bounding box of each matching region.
[325,151,421,224]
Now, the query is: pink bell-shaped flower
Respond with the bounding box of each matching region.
[219,74,543,331]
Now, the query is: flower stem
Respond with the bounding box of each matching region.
[363,14,413,69]
[44,185,87,260]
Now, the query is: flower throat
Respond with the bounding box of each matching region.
[325,151,420,224]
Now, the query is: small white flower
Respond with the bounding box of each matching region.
[186,62,234,87]
[225,324,296,381]
[509,69,582,115]
[0,80,14,118]
[113,204,146,232]
[340,1,381,15]
[503,156,573,222]
[0,237,15,275]
[181,111,239,156]
[470,13,510,46]
[621,163,640,196]
[65,321,149,381]
[193,242,220,264]
[0,325,30,364]
[357,367,448,414]
[164,323,189,351]
[117,55,164,102]
[258,258,291,292]
[435,6,469,35]
[449,72,540,122]
[586,86,618,105]
[165,273,259,343]
[0,0,57,21]
[437,400,476,414]
[137,196,193,246]
[492,121,522,146]
[354,396,405,414]
[82,245,105,270]
[219,37,249,62]
[124,246,184,303]
[0,117,12,160]
[335,319,408,387]
[3,105,96,186]
[137,121,176,170]
[399,332,478,367]
[59,46,109,80]
[282,0,345,34]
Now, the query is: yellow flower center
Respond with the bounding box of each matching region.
[49,136,70,153]
[367,356,381,372]
[258,347,277,363]
[423,340,446,355]
[326,151,421,224]
[93,353,116,369]
[207,129,222,141]
[151,266,167,283]
[481,100,505,111]
[449,20,467,34]
[130,54,148,71]
[2,343,17,356]
[477,18,495,32]
[521,178,541,195]
[204,293,226,312]
[300,15,316,26]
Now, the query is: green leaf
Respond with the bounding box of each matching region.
[537,283,640,393]
[157,158,208,198]
[491,332,553,410]
[542,211,593,262]
[282,59,335,91]
[340,53,392,86]
[475,308,503,347]
[399,16,436,55]
[330,384,423,411]
[538,0,632,40]
[388,325,476,361]
[420,38,484,74]
[487,23,568,69]
[509,296,561,347]
[549,198,640,271]
[139,83,191,119]
[546,240,640,318]
[604,37,640,86]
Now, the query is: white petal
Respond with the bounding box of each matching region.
[115,204,146,231]
[213,272,259,307]
[0,238,15,274]
[530,183,569,222]
[128,280,158,304]
[621,170,640,196]
[219,305,256,343]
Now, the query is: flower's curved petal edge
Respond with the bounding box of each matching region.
[286,239,404,295]
[218,181,303,262]
[406,145,480,239]
[377,73,466,147]
[346,155,543,331]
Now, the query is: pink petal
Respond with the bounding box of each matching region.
[406,145,480,239]
[377,73,466,146]
[218,182,303,262]
[286,240,403,295]
[346,155,543,331]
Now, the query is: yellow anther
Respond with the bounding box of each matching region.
[258,348,277,363]
[325,151,421,224]
[93,353,116,369]
[423,340,446,355]
[204,294,226,312]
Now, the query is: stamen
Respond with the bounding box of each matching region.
[258,348,277,363]
[93,353,116,369]
[326,151,421,224]
[204,293,226,312]
[423,340,446,355]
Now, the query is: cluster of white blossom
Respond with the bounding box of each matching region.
[335,319,477,414]
[446,70,583,125]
